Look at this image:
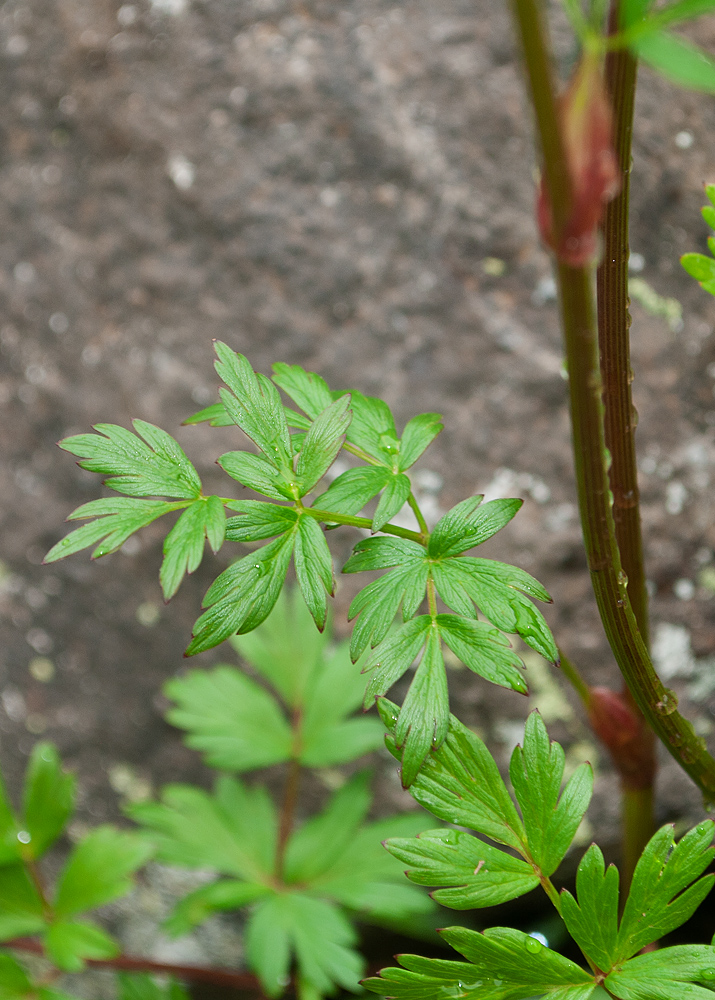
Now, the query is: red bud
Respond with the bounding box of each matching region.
[537,52,620,267]
[588,686,655,790]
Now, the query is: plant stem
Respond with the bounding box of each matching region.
[276,709,303,882]
[512,0,715,804]
[598,0,656,887]
[408,493,429,536]
[302,506,426,544]
[557,649,591,706]
[7,937,264,992]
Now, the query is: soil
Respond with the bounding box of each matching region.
[1,0,715,995]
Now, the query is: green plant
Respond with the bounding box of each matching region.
[3,0,715,998]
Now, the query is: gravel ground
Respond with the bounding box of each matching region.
[1,0,715,991]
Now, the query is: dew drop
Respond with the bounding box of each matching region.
[525,936,543,954]
[655,689,678,715]
[617,570,628,587]
[17,830,31,844]
[630,405,639,428]
[701,968,715,981]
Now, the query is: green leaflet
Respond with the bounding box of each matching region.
[164,667,295,772]
[313,466,392,517]
[385,828,540,909]
[0,953,33,998]
[295,395,352,495]
[187,529,296,655]
[363,926,596,1000]
[0,864,46,941]
[682,185,715,296]
[163,880,270,937]
[614,820,715,962]
[215,344,293,470]
[43,921,119,973]
[395,627,450,787]
[44,498,186,564]
[59,421,202,499]
[398,413,443,470]
[272,362,335,419]
[560,845,620,973]
[632,29,715,92]
[219,450,294,500]
[372,473,412,531]
[53,826,153,917]
[117,973,191,1000]
[380,701,526,851]
[22,743,75,860]
[128,775,278,880]
[509,713,593,877]
[294,514,335,630]
[605,944,715,1000]
[160,495,226,599]
[437,614,527,692]
[620,0,653,26]
[428,497,523,558]
[225,501,298,542]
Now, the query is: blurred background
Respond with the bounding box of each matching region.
[1,0,715,939]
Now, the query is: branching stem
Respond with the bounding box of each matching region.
[301,506,426,545]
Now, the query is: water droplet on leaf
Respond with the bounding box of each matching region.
[655,690,678,715]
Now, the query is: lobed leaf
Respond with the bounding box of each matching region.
[428,497,522,559]
[183,401,234,427]
[0,864,46,941]
[246,894,363,999]
[294,514,335,631]
[53,826,152,917]
[164,880,269,937]
[362,616,433,708]
[215,344,292,470]
[614,820,715,962]
[372,473,412,532]
[560,845,620,973]
[225,500,298,542]
[272,363,335,419]
[605,944,715,1000]
[385,827,540,909]
[128,776,277,882]
[509,713,593,877]
[363,925,596,1000]
[59,421,201,499]
[44,498,185,564]
[160,496,226,600]
[164,667,294,772]
[437,614,527,693]
[43,921,118,973]
[394,627,449,787]
[22,743,75,859]
[345,391,400,465]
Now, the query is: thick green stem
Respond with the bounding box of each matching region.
[598,0,655,888]
[512,0,715,804]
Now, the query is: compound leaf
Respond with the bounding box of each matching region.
[246,894,363,999]
[164,667,294,772]
[160,496,226,600]
[128,776,276,882]
[59,421,201,499]
[299,642,384,768]
[510,713,593,877]
[605,944,715,1000]
[225,501,298,543]
[283,772,372,885]
[53,826,152,917]
[296,395,352,496]
[44,499,184,563]
[294,514,334,631]
[385,828,540,909]
[346,392,399,464]
[381,702,526,852]
[44,920,118,973]
[22,743,75,859]
[614,820,715,962]
[428,497,522,559]
[560,845,620,973]
[187,529,296,655]
[632,29,715,92]
[398,413,443,471]
[117,973,191,1000]
[363,926,596,1000]
[215,344,292,470]
[312,466,392,517]
[164,879,270,937]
